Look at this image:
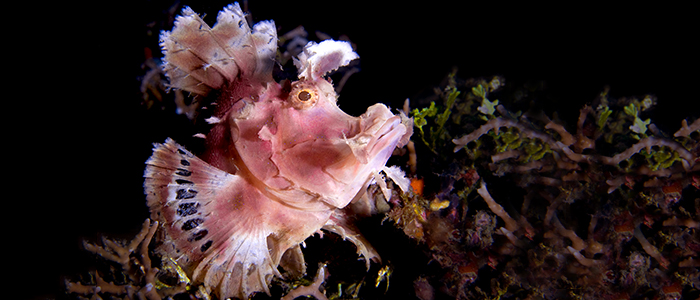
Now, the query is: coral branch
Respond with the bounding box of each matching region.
[551,214,587,251]
[497,227,524,248]
[574,106,596,151]
[453,114,698,174]
[586,216,604,255]
[66,220,186,300]
[633,225,669,269]
[600,137,696,170]
[281,264,329,300]
[567,246,601,268]
[679,257,700,268]
[544,121,575,147]
[453,118,555,153]
[477,182,519,233]
[662,216,700,228]
[673,118,700,138]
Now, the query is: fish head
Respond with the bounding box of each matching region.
[233,40,411,209]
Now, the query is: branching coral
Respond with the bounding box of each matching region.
[65,220,189,300]
[392,74,700,299]
[280,264,329,300]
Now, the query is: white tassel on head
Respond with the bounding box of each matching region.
[294,40,359,81]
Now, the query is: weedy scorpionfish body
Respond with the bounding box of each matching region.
[143,3,412,299]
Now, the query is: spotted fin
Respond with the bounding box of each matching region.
[160,3,277,96]
[144,138,280,299]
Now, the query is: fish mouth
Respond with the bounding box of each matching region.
[349,104,409,164]
[315,104,408,208]
[371,115,405,154]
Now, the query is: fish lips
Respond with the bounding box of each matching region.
[349,104,408,164]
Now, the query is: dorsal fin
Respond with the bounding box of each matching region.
[160,3,277,96]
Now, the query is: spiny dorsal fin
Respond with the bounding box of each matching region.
[160,3,277,96]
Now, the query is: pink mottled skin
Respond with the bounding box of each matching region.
[144,3,411,299]
[198,78,345,263]
[206,169,332,269]
[201,77,274,173]
[205,75,405,209]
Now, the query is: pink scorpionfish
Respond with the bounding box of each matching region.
[143,3,412,299]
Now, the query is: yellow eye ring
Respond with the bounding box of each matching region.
[289,85,318,109]
[298,90,312,101]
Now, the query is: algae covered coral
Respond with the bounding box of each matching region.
[392,74,699,299]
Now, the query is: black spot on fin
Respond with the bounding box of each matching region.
[201,240,213,252]
[189,229,209,242]
[176,189,198,200]
[181,218,204,231]
[176,168,192,176]
[176,179,193,185]
[177,202,200,216]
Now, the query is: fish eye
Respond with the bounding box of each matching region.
[289,85,318,109]
[297,90,312,101]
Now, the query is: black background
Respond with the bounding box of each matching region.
[16,1,697,299]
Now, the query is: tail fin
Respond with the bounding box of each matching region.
[160,3,277,96]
